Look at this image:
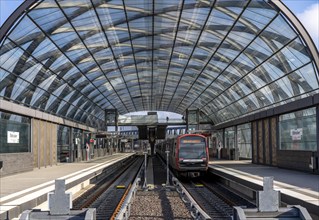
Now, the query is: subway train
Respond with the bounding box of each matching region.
[156,134,209,177]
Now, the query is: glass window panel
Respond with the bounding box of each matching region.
[32,37,57,58]
[246,93,260,108]
[11,79,32,100]
[88,89,100,99]
[30,75,57,106]
[248,37,273,59]
[0,111,31,153]
[63,66,80,81]
[218,46,241,61]
[29,1,66,32]
[290,63,318,91]
[276,77,294,97]
[50,54,70,72]
[0,0,318,127]
[45,84,67,109]
[247,72,266,88]
[228,29,254,49]
[279,107,316,151]
[208,7,235,26]
[8,16,40,42]
[81,84,95,94]
[73,75,89,87]
[0,40,24,72]
[248,0,277,18]
[235,53,256,72]
[259,86,275,103]
[237,122,252,159]
[261,59,285,81]
[0,68,10,82]
[65,48,88,63]
[11,63,43,99]
[280,39,311,71]
[199,31,220,45]
[262,15,297,46]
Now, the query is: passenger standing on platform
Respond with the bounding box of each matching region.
[218,142,222,159]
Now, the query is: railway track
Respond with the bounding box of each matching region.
[129,156,192,220]
[73,155,256,219]
[200,179,256,209]
[182,180,233,219]
[180,177,256,219]
[72,156,143,220]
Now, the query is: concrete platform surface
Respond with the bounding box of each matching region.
[0,154,133,200]
[209,160,319,194]
[208,160,319,218]
[0,153,135,219]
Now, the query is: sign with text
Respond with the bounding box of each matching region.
[290,128,303,141]
[7,131,19,143]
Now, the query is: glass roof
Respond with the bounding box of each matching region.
[0,0,318,128]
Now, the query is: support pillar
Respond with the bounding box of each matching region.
[150,141,155,156]
[69,128,74,163]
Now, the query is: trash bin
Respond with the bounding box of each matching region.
[221,148,227,159]
[230,149,235,160]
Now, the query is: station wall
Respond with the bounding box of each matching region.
[215,106,319,174]
[32,119,57,168]
[0,110,33,175]
[0,153,33,176]
[0,99,102,176]
[252,117,277,166]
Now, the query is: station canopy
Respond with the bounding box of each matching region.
[0,0,318,128]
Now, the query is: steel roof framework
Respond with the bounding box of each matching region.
[0,0,318,128]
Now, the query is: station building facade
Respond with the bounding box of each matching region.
[211,103,319,174]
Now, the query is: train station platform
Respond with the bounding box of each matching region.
[0,153,135,219]
[208,160,319,219]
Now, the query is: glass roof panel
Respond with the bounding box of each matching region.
[0,0,318,127]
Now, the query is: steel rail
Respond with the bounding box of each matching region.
[114,171,142,219]
[172,177,211,220]
[73,157,137,209]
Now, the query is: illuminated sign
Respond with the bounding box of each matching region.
[181,139,202,143]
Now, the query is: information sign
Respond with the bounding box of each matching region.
[7,131,19,143]
[290,128,303,141]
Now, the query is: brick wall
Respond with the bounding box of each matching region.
[0,153,33,176]
[277,150,315,172]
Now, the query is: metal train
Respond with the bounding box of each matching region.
[156,134,209,177]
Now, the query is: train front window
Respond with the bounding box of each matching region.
[179,136,206,159]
